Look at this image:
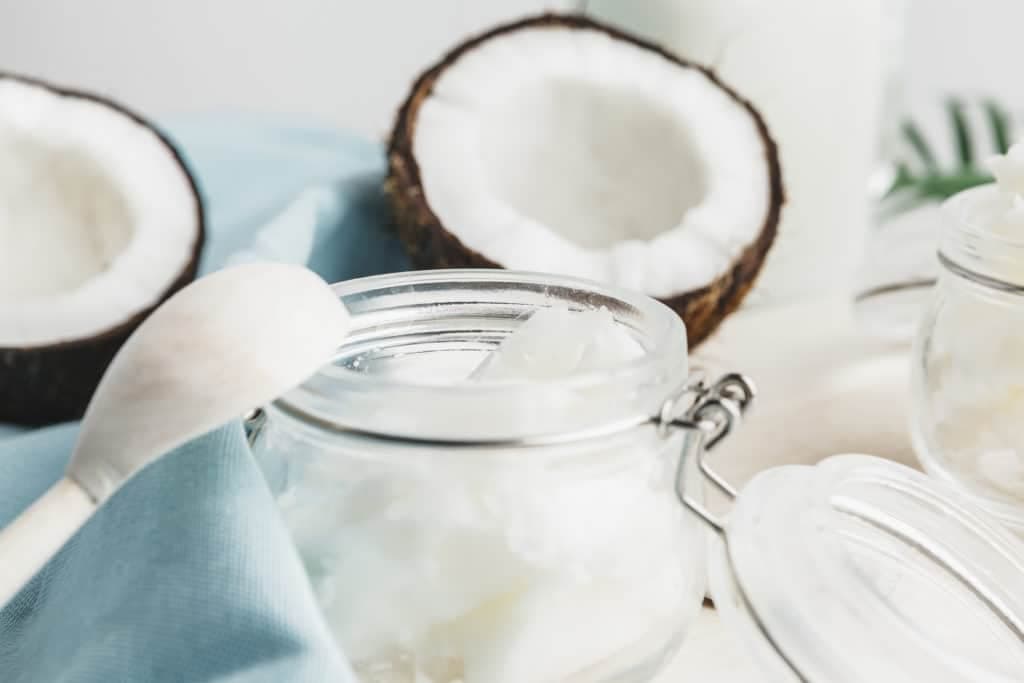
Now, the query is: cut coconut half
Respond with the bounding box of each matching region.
[388,14,783,346]
[0,73,203,425]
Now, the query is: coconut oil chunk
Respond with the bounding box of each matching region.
[274,306,691,683]
[470,305,644,381]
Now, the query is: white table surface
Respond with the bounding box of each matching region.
[653,296,916,680]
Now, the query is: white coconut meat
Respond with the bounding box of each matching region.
[0,77,201,347]
[411,25,774,299]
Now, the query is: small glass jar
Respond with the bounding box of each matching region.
[912,185,1024,533]
[251,270,1024,682]
[249,270,706,682]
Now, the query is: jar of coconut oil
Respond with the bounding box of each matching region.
[912,154,1024,534]
[251,270,1024,682]
[250,270,708,682]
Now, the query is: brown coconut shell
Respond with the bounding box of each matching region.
[387,13,784,348]
[0,72,205,426]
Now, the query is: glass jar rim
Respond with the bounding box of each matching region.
[940,185,1024,290]
[274,269,691,442]
[325,269,684,393]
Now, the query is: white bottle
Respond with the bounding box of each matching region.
[586,0,889,308]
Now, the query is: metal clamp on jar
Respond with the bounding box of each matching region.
[679,375,1024,682]
[246,270,1024,683]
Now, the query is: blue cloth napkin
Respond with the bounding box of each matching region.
[0,114,411,681]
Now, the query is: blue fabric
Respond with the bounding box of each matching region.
[0,115,412,681]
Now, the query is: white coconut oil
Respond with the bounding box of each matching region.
[912,146,1024,531]
[257,299,703,683]
[916,295,1024,505]
[586,0,893,307]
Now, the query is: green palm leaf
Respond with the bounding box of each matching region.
[886,98,1015,203]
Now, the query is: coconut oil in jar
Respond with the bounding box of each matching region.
[912,147,1024,534]
[249,271,707,683]
[585,0,891,307]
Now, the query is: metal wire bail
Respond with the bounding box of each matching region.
[249,366,755,538]
[664,373,756,534]
[243,407,266,446]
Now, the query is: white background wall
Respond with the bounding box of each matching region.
[0,0,1022,140]
[0,0,573,139]
[899,0,1024,117]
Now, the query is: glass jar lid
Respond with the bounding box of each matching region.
[701,451,1024,681]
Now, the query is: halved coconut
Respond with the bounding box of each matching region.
[0,74,204,425]
[388,14,783,347]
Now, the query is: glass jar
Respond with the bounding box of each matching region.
[251,270,1024,682]
[912,185,1024,533]
[249,270,706,682]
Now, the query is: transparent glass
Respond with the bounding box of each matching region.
[709,455,1024,682]
[249,270,706,683]
[911,186,1024,533]
[855,0,1023,341]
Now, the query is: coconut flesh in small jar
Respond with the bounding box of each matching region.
[272,304,698,683]
[928,143,1024,509]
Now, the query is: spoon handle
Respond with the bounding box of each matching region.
[0,477,95,609]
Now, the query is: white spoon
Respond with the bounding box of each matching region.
[0,262,351,608]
